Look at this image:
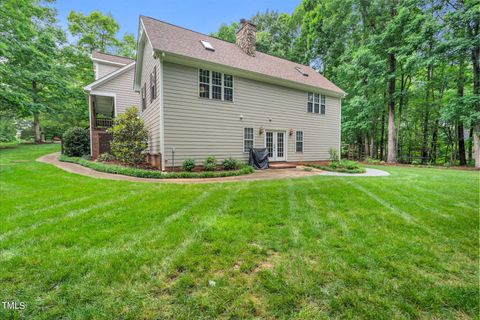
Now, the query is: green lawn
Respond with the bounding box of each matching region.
[1,144,478,319]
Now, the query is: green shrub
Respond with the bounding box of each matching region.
[411,159,421,165]
[222,157,240,170]
[365,157,381,164]
[62,127,90,157]
[203,156,217,171]
[0,117,17,143]
[97,153,115,162]
[109,107,148,166]
[59,155,255,179]
[339,160,360,170]
[329,148,339,162]
[182,159,195,172]
[307,160,365,174]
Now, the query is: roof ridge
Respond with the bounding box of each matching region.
[92,50,134,61]
[139,15,313,69]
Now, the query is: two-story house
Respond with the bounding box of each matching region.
[86,16,346,170]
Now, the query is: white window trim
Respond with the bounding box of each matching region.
[306,92,326,115]
[295,131,304,153]
[243,127,254,153]
[198,69,234,102]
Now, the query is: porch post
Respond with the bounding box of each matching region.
[88,94,94,157]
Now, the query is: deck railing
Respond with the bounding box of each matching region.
[95,118,113,129]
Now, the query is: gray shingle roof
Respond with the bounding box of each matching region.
[140,16,345,95]
[91,51,134,65]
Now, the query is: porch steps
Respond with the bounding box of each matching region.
[269,162,297,169]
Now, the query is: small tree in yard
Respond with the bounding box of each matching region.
[109,107,148,166]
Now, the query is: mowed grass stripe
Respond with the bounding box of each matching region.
[0,144,478,319]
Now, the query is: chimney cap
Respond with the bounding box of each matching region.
[238,18,256,27]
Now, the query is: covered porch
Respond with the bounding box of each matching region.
[88,93,115,159]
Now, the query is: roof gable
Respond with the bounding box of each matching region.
[84,62,135,92]
[140,16,345,96]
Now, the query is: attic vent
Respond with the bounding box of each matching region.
[295,66,309,77]
[200,40,215,51]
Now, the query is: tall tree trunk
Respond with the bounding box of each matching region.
[457,58,467,165]
[396,72,406,160]
[457,122,466,165]
[471,19,479,168]
[380,106,386,160]
[32,80,41,143]
[421,65,432,164]
[473,125,479,167]
[364,134,369,159]
[387,53,397,163]
[370,128,375,158]
[468,127,473,162]
[431,119,439,164]
[33,112,41,143]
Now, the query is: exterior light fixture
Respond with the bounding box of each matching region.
[259,127,265,135]
[289,128,294,136]
[240,114,244,120]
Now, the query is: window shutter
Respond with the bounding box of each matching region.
[154,66,157,99]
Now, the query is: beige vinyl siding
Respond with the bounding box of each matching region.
[162,62,341,165]
[138,42,161,154]
[94,67,139,115]
[96,63,121,79]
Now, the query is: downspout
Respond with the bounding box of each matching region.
[159,52,166,171]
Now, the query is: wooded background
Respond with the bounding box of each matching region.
[1,0,478,167]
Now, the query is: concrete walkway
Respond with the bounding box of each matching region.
[37,153,389,184]
[320,168,390,177]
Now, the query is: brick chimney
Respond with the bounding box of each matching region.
[236,19,256,56]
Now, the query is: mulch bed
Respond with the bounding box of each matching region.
[358,161,479,171]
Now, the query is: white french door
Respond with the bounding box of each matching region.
[265,131,286,162]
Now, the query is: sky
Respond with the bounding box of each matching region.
[55,0,299,38]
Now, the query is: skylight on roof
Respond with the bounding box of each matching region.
[295,66,309,77]
[200,40,215,51]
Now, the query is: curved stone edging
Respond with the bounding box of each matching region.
[36,153,389,184]
[319,168,390,177]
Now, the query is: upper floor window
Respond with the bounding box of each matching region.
[150,66,157,102]
[307,92,325,114]
[320,94,326,114]
[199,69,233,101]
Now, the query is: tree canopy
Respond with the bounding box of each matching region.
[214,0,479,167]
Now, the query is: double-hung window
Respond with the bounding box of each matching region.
[150,66,157,102]
[224,74,233,101]
[296,131,303,152]
[244,128,254,152]
[199,69,233,101]
[320,94,326,114]
[199,69,210,98]
[212,71,222,100]
[307,92,325,114]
